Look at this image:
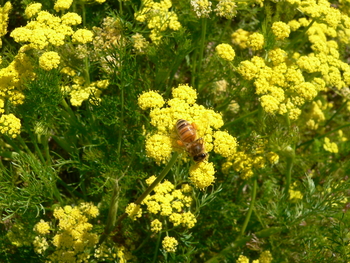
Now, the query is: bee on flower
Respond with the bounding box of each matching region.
[138,84,237,189]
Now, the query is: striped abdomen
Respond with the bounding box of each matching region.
[176,119,197,144]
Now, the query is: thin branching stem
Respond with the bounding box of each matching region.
[240,178,257,236]
[99,152,179,245]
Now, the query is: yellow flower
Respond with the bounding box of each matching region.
[216,43,236,61]
[236,255,249,263]
[247,32,265,50]
[259,250,273,263]
[260,95,280,114]
[24,3,42,19]
[39,51,61,71]
[266,152,279,164]
[189,161,215,190]
[145,133,173,165]
[271,21,291,40]
[125,203,142,220]
[323,137,338,153]
[138,90,165,110]
[72,29,93,44]
[33,220,50,235]
[238,60,259,80]
[231,28,250,49]
[0,2,12,45]
[191,0,212,18]
[213,131,238,158]
[214,0,237,19]
[132,33,149,53]
[0,114,21,138]
[268,48,287,65]
[150,219,162,232]
[172,84,197,104]
[54,0,73,12]
[181,211,197,228]
[33,236,49,254]
[162,236,178,252]
[61,12,82,26]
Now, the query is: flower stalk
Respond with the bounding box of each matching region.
[240,177,257,236]
[98,152,179,245]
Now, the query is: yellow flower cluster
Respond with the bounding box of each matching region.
[189,162,216,189]
[236,250,273,263]
[289,182,303,201]
[39,51,61,71]
[54,0,73,12]
[33,219,51,235]
[138,90,165,110]
[237,46,324,119]
[247,32,265,51]
[32,203,100,262]
[162,236,178,252]
[150,219,162,232]
[0,113,21,138]
[213,131,238,158]
[61,74,109,106]
[271,21,291,40]
[132,33,149,53]
[223,140,278,180]
[125,203,142,220]
[214,0,237,19]
[141,177,197,227]
[216,43,236,61]
[323,137,338,153]
[24,3,42,18]
[0,2,12,47]
[284,0,350,98]
[72,28,94,44]
[191,0,212,18]
[135,0,181,44]
[139,84,237,189]
[305,100,327,130]
[231,28,250,49]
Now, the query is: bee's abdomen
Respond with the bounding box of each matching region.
[176,119,196,143]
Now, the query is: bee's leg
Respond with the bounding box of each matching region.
[191,122,198,130]
[177,140,185,146]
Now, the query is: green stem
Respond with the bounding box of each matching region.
[323,99,348,127]
[284,146,295,197]
[100,152,179,245]
[193,18,207,89]
[82,3,86,27]
[222,109,259,129]
[151,232,162,263]
[117,87,124,156]
[99,177,121,245]
[240,178,257,236]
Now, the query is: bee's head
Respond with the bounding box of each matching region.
[193,153,208,162]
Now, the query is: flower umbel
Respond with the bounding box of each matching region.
[139,84,237,190]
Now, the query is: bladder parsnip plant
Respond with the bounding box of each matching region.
[0,0,350,262]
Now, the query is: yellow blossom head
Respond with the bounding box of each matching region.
[216,43,236,61]
[162,236,178,252]
[271,21,291,40]
[39,51,61,71]
[138,90,165,110]
[189,161,215,190]
[25,3,42,19]
[247,32,265,51]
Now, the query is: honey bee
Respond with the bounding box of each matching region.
[176,119,208,162]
